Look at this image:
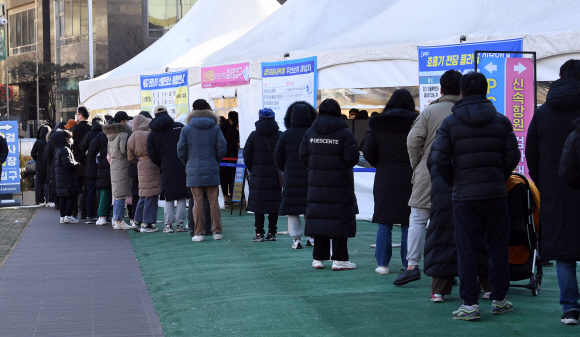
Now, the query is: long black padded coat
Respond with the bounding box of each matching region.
[147,112,188,201]
[79,122,103,179]
[528,78,580,261]
[432,95,520,201]
[31,126,50,185]
[363,108,416,224]
[71,120,91,165]
[299,114,359,238]
[274,101,318,216]
[243,118,282,215]
[44,131,59,195]
[88,131,111,189]
[54,132,81,197]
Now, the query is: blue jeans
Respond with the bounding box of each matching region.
[85,178,97,219]
[112,198,125,221]
[134,196,158,224]
[376,224,408,268]
[557,260,580,313]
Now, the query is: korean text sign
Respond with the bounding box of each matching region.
[140,70,189,119]
[0,121,20,193]
[261,57,317,131]
[201,62,250,88]
[231,149,246,203]
[417,39,522,111]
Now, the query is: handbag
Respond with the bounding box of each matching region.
[263,135,284,189]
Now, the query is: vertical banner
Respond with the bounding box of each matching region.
[0,121,20,193]
[0,26,6,61]
[261,56,317,131]
[417,39,522,111]
[201,62,250,88]
[140,70,189,119]
[231,149,246,203]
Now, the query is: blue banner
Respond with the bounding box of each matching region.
[0,121,20,193]
[140,70,188,91]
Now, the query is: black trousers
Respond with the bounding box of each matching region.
[254,213,278,235]
[188,195,211,236]
[78,175,87,217]
[313,236,349,261]
[454,198,510,306]
[59,195,78,218]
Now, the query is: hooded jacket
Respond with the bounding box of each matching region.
[44,130,60,195]
[177,109,227,187]
[88,131,111,189]
[363,108,417,224]
[103,122,132,199]
[299,114,359,238]
[128,114,161,198]
[31,125,51,183]
[528,77,580,260]
[407,95,460,209]
[432,95,520,201]
[243,118,282,214]
[147,113,188,201]
[79,121,103,178]
[71,120,91,165]
[54,132,81,196]
[274,101,317,215]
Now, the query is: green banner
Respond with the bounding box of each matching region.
[0,26,6,61]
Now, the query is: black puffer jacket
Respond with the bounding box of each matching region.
[363,108,416,224]
[71,120,91,165]
[528,78,580,260]
[44,131,59,195]
[31,125,51,184]
[432,95,520,201]
[243,118,282,214]
[275,101,317,215]
[54,132,80,196]
[88,132,111,189]
[299,114,359,238]
[148,112,188,201]
[79,122,103,178]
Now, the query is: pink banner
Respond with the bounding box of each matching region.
[505,57,534,178]
[201,62,250,88]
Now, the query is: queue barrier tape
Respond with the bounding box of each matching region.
[218,162,376,172]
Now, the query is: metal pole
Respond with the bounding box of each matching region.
[5,26,8,118]
[88,0,93,78]
[35,0,39,122]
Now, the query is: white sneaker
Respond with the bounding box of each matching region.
[375,266,389,275]
[95,217,107,226]
[306,237,314,247]
[213,232,222,240]
[192,234,205,242]
[38,202,46,207]
[163,224,174,233]
[140,223,159,233]
[48,202,55,208]
[64,216,79,224]
[59,217,64,224]
[113,221,132,230]
[131,221,141,232]
[292,239,303,249]
[332,261,356,271]
[312,260,324,269]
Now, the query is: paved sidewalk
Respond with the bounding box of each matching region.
[0,207,163,337]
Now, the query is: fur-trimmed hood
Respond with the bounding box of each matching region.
[185,109,219,125]
[103,123,132,141]
[186,109,219,130]
[284,101,317,129]
[369,108,418,133]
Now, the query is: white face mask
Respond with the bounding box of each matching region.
[67,138,74,145]
[127,120,134,128]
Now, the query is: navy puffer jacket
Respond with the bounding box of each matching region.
[299,114,359,238]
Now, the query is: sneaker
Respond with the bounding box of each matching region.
[482,292,491,300]
[131,221,141,233]
[48,202,55,208]
[64,216,79,224]
[140,223,159,233]
[95,217,107,226]
[431,294,445,303]
[192,234,205,242]
[252,234,265,242]
[332,261,356,271]
[306,237,314,247]
[375,266,389,275]
[184,224,189,230]
[452,304,480,321]
[312,260,324,269]
[59,217,64,224]
[213,232,222,240]
[38,202,46,207]
[292,239,303,249]
[561,311,580,325]
[265,233,276,241]
[176,223,187,232]
[85,219,94,224]
[163,224,174,233]
[113,221,132,230]
[393,267,421,285]
[491,298,513,315]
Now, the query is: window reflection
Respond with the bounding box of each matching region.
[148,0,197,38]
[9,9,36,56]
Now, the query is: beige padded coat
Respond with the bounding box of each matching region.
[406,95,460,209]
[103,122,132,200]
[127,115,161,198]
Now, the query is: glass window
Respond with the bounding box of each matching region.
[64,1,72,37]
[64,0,88,38]
[148,0,198,38]
[8,8,36,56]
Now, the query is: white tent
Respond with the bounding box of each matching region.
[78,0,280,111]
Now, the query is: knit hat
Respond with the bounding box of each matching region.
[259,108,275,119]
[91,114,106,125]
[64,119,78,130]
[153,105,167,116]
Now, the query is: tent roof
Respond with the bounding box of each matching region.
[79,0,279,109]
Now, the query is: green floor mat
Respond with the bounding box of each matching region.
[129,208,577,336]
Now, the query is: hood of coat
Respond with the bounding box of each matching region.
[255,118,279,136]
[369,108,418,132]
[311,114,348,135]
[103,122,132,141]
[149,113,174,132]
[284,101,317,129]
[91,122,103,132]
[452,95,497,127]
[132,114,151,132]
[51,130,68,148]
[546,77,580,112]
[38,125,51,140]
[186,109,218,130]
